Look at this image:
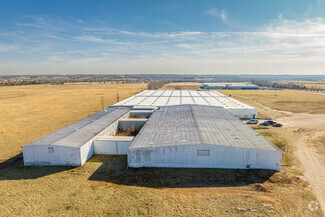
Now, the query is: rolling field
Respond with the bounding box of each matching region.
[0,83,323,216]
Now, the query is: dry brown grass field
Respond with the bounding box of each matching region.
[218,89,325,114]
[0,82,323,216]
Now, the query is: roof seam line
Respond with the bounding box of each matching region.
[189,105,204,143]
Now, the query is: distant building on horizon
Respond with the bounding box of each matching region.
[202,82,260,90]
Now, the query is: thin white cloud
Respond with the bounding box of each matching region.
[87,27,203,39]
[47,56,65,62]
[205,8,228,24]
[0,44,17,52]
[175,44,193,49]
[76,35,107,43]
[66,57,107,65]
[265,17,325,36]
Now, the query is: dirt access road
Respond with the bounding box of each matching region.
[235,95,325,214]
[279,112,325,215]
[295,131,325,215]
[253,98,325,215]
[277,113,325,131]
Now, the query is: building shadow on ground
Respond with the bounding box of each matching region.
[0,153,74,180]
[0,154,276,186]
[88,155,276,188]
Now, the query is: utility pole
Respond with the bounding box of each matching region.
[100,96,104,110]
[116,92,120,103]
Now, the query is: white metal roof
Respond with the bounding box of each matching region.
[94,136,134,142]
[114,90,254,109]
[24,107,131,148]
[129,105,280,151]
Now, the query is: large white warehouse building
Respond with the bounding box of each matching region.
[202,82,259,90]
[22,90,282,171]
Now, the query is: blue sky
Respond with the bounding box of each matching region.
[0,0,325,75]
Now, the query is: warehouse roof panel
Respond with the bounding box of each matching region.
[24,107,131,148]
[114,90,254,109]
[129,105,279,151]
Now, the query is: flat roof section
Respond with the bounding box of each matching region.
[114,90,254,109]
[24,106,131,148]
[129,105,279,151]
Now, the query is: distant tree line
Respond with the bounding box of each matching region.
[147,80,170,90]
[0,75,146,86]
[0,76,170,88]
[1,74,324,91]
[0,79,64,86]
[251,80,324,91]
